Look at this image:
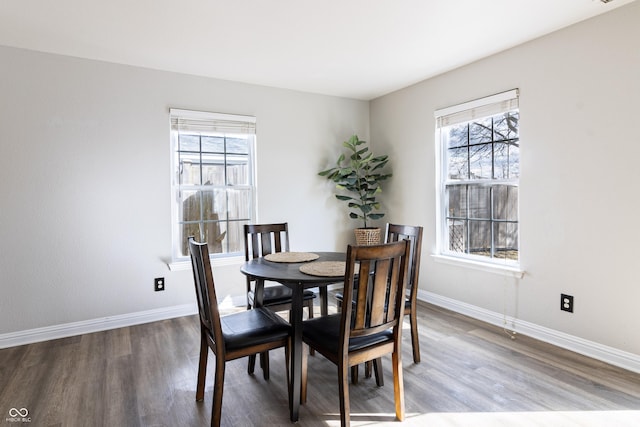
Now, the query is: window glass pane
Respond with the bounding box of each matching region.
[227,154,249,185]
[469,220,491,256]
[179,221,227,256]
[202,135,225,153]
[204,221,227,254]
[201,153,225,185]
[509,144,520,178]
[178,191,228,255]
[468,186,490,219]
[179,190,228,221]
[446,185,467,218]
[446,124,468,148]
[226,220,248,253]
[469,117,493,145]
[493,185,518,221]
[179,190,201,222]
[494,112,519,141]
[201,189,228,221]
[493,142,519,179]
[180,222,201,257]
[469,144,492,179]
[447,146,468,179]
[228,188,252,219]
[226,136,250,154]
[447,219,467,254]
[494,222,518,260]
[178,134,199,152]
[179,153,201,185]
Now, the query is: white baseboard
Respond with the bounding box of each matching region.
[419,290,640,374]
[0,303,198,349]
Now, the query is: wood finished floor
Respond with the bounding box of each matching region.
[1,301,639,427]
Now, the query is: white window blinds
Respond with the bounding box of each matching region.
[169,109,256,135]
[435,89,519,128]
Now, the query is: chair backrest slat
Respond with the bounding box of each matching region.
[340,241,410,345]
[353,261,370,329]
[370,258,391,326]
[260,231,273,256]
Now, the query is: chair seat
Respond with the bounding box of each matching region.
[222,307,291,351]
[303,314,393,354]
[249,286,316,306]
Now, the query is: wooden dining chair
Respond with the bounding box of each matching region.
[337,223,424,366]
[188,237,291,427]
[244,223,316,316]
[386,223,424,363]
[301,240,410,427]
[245,223,317,373]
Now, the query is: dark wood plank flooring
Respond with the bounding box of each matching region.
[1,301,639,426]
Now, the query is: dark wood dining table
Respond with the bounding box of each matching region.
[240,251,346,422]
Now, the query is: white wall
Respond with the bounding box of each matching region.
[0,46,368,335]
[370,2,640,357]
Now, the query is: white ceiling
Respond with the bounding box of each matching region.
[0,0,635,100]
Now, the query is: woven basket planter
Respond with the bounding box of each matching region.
[354,227,381,246]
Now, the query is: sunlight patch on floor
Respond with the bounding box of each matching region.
[321,410,640,426]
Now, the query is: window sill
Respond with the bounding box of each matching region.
[168,255,244,271]
[431,254,525,279]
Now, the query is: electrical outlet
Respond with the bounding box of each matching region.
[154,277,165,292]
[561,294,573,313]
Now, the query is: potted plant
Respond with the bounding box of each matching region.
[319,134,392,245]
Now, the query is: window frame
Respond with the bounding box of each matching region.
[169,109,257,265]
[435,90,521,270]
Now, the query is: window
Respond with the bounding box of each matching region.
[436,90,519,266]
[170,109,256,262]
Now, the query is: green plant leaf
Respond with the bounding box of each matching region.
[319,134,391,227]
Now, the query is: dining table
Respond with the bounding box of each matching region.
[240,251,346,422]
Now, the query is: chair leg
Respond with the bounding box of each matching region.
[320,287,329,316]
[212,354,226,427]
[248,354,256,375]
[391,350,405,422]
[364,361,372,378]
[373,358,384,387]
[338,361,351,427]
[246,293,256,374]
[261,351,270,380]
[196,333,208,401]
[306,301,315,356]
[285,339,291,397]
[409,309,421,363]
[350,365,358,384]
[307,299,314,319]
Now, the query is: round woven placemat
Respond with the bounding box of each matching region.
[299,261,347,277]
[264,252,319,263]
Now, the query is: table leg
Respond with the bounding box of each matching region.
[249,279,265,375]
[254,278,265,307]
[319,286,328,317]
[289,283,303,421]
